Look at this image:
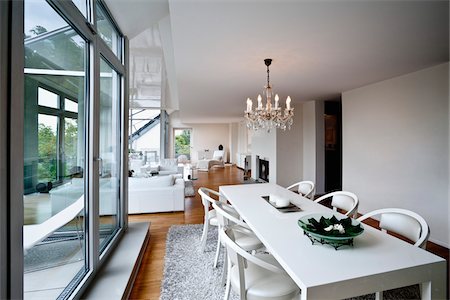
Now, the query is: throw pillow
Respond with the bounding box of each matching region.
[213,156,222,161]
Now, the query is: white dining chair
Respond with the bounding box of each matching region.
[357,208,430,248]
[314,191,359,218]
[212,201,263,269]
[198,187,231,252]
[357,208,430,299]
[286,180,315,199]
[220,227,300,300]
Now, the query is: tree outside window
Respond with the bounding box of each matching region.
[174,129,191,160]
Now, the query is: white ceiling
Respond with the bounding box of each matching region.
[106,0,449,123]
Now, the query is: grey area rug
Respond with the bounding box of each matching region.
[184,180,195,197]
[160,225,420,300]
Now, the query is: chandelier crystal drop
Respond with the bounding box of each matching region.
[244,58,294,131]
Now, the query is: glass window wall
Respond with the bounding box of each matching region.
[20,0,126,298]
[72,0,87,18]
[98,58,121,253]
[96,2,120,58]
[23,1,87,299]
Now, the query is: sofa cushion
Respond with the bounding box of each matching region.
[129,175,174,189]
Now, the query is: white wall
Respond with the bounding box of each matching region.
[342,62,449,247]
[229,123,239,164]
[302,101,317,184]
[133,124,160,152]
[250,107,303,186]
[237,121,251,154]
[190,124,230,162]
[276,106,303,187]
[251,130,277,183]
[301,100,326,193]
[169,112,230,162]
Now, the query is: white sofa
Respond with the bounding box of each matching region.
[131,158,184,176]
[50,175,185,215]
[128,175,185,214]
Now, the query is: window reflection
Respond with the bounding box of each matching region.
[96,3,120,57]
[99,58,120,252]
[24,1,87,298]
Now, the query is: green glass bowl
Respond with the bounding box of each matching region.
[298,213,364,241]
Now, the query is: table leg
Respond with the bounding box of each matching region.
[421,268,447,300]
[421,281,431,300]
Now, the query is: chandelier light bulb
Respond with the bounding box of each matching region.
[246,98,252,112]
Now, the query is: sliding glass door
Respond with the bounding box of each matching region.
[20,0,127,298]
[23,1,88,298]
[98,58,121,252]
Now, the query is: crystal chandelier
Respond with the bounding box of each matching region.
[244,59,294,131]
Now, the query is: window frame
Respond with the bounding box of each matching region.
[7,0,129,298]
[0,1,12,298]
[36,84,79,187]
[8,0,26,298]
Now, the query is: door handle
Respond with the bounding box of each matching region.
[95,157,103,176]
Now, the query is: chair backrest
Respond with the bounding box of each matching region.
[212,201,242,228]
[198,187,221,215]
[286,180,315,199]
[314,191,359,218]
[220,228,284,299]
[357,208,430,249]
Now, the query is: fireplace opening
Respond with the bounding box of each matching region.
[258,159,269,182]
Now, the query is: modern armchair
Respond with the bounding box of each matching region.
[197,150,225,171]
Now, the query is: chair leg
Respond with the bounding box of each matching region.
[375,291,383,300]
[213,232,222,268]
[224,257,232,300]
[221,250,228,286]
[200,219,209,251]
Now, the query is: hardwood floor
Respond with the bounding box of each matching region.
[128,165,244,299]
[128,165,449,299]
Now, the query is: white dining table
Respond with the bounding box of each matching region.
[219,183,447,300]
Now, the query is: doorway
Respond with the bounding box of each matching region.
[324,100,342,192]
[174,128,192,162]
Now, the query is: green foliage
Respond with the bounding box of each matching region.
[64,120,78,175]
[38,120,78,182]
[38,123,57,182]
[175,130,191,157]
